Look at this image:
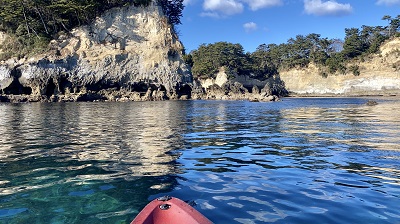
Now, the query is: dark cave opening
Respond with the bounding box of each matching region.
[59,76,73,94]
[178,84,192,98]
[45,79,57,97]
[131,81,151,92]
[86,80,121,92]
[2,72,32,95]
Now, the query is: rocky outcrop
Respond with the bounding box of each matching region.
[193,67,285,101]
[280,38,400,96]
[196,39,400,99]
[0,2,191,102]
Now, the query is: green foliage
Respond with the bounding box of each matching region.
[250,44,278,80]
[249,34,334,71]
[349,65,360,76]
[0,33,50,60]
[325,53,346,74]
[158,0,184,25]
[342,28,367,59]
[281,34,333,69]
[191,42,250,79]
[382,15,400,37]
[361,25,388,54]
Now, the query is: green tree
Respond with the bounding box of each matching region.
[191,42,250,79]
[360,25,388,54]
[342,28,367,59]
[382,15,400,37]
[307,33,331,65]
[325,53,345,74]
[159,0,184,25]
[250,44,278,80]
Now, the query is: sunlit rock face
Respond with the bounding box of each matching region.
[0,3,191,102]
[194,67,286,101]
[280,38,400,96]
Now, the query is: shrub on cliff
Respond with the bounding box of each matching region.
[349,65,360,76]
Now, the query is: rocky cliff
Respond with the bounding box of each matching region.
[280,38,400,96]
[0,2,191,102]
[193,67,284,101]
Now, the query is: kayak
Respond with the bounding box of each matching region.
[131,196,213,224]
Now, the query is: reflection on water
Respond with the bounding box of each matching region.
[0,98,399,223]
[0,102,188,223]
[0,102,187,179]
[281,103,400,151]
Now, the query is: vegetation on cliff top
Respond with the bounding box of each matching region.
[188,15,400,80]
[0,0,184,60]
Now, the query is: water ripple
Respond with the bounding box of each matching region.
[1,98,400,223]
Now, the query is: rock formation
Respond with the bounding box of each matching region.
[193,67,284,101]
[3,4,398,103]
[0,2,191,102]
[279,38,400,96]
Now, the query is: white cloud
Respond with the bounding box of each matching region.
[203,0,244,17]
[200,11,223,18]
[243,22,258,32]
[304,0,353,16]
[243,0,283,11]
[376,0,400,5]
[201,0,281,17]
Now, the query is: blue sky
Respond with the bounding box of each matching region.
[177,0,400,53]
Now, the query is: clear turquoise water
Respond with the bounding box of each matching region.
[0,98,399,223]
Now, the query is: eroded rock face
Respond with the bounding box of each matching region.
[0,3,191,102]
[194,67,285,101]
[280,38,400,96]
[0,65,13,91]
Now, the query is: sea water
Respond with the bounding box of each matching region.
[0,98,399,223]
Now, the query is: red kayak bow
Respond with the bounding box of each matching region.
[131,196,212,224]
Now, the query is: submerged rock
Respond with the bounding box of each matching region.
[366,100,378,106]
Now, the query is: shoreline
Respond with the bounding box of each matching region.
[1,92,399,103]
[287,89,400,98]
[287,94,400,98]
